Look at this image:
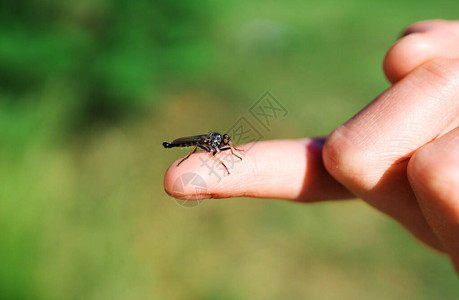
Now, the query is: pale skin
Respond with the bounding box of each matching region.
[164,20,459,274]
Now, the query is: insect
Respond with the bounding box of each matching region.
[163,132,243,175]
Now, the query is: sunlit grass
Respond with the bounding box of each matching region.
[2,0,459,299]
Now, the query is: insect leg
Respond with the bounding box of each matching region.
[177,145,198,166]
[220,146,242,161]
[230,141,244,151]
[197,144,211,152]
[212,149,230,175]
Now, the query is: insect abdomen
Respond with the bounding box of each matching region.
[163,142,194,148]
[163,142,176,148]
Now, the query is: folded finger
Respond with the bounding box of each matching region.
[408,126,459,273]
[384,20,459,83]
[323,58,459,250]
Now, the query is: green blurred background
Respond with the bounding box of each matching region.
[1,0,458,299]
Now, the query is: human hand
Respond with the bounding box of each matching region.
[164,20,459,273]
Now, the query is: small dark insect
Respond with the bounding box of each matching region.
[163,132,244,175]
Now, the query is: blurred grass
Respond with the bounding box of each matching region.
[1,0,459,299]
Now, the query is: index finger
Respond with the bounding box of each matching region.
[164,138,353,201]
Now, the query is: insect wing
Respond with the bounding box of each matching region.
[170,134,208,145]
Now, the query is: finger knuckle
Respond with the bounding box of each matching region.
[408,143,457,193]
[414,58,459,98]
[323,126,371,187]
[420,58,459,82]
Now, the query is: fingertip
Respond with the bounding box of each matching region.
[163,154,216,200]
[384,20,459,83]
[163,147,253,200]
[383,32,436,83]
